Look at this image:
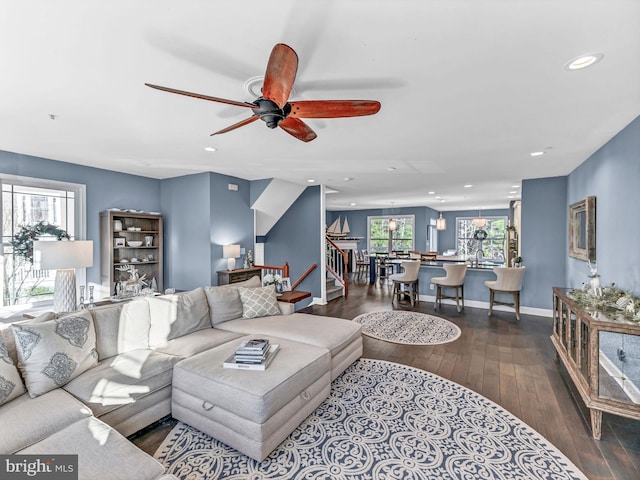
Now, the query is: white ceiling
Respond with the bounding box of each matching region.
[1,1,639,211]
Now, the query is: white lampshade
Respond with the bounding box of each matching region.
[33,240,94,270]
[436,213,446,231]
[388,218,397,231]
[32,240,93,313]
[223,244,241,270]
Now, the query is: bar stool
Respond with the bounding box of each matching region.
[484,266,526,320]
[377,256,394,285]
[390,260,421,306]
[432,263,468,312]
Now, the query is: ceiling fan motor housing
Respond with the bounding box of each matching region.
[252,98,291,129]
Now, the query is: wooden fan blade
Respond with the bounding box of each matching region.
[289,100,381,118]
[279,117,317,142]
[145,83,255,108]
[211,115,259,136]
[262,44,298,108]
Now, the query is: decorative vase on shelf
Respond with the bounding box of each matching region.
[114,220,123,232]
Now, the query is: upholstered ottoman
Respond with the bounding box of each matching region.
[172,336,331,461]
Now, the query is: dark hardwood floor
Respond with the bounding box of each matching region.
[132,280,640,480]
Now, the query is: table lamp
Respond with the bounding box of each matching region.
[223,244,241,270]
[33,240,94,312]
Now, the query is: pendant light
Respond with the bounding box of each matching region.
[472,209,486,228]
[388,202,397,231]
[436,212,446,231]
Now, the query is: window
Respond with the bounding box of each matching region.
[456,216,507,261]
[1,175,85,307]
[368,215,414,254]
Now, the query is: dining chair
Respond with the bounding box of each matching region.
[484,266,526,320]
[431,263,468,312]
[355,250,369,278]
[389,260,421,306]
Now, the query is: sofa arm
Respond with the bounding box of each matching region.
[277,302,295,315]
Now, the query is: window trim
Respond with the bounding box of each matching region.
[455,215,508,261]
[0,174,87,308]
[367,214,415,253]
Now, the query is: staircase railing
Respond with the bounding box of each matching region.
[291,263,317,291]
[253,262,289,280]
[326,237,349,298]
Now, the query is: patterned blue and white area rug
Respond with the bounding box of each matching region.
[155,359,587,479]
[353,311,462,345]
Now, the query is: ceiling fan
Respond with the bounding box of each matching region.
[146,43,381,142]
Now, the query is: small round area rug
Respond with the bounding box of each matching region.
[353,310,461,345]
[155,359,587,480]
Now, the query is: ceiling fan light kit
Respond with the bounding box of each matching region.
[146,43,380,142]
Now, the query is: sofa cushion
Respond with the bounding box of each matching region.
[1,311,56,365]
[19,416,167,480]
[147,288,210,347]
[216,313,362,357]
[90,299,151,361]
[63,348,181,418]
[204,275,261,325]
[11,311,98,398]
[238,285,281,319]
[0,335,26,405]
[0,388,92,453]
[152,328,245,358]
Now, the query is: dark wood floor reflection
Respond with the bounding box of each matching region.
[132,280,640,480]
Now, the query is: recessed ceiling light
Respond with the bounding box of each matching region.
[440,199,446,203]
[204,147,217,152]
[464,184,472,188]
[307,179,316,183]
[428,191,435,195]
[350,202,357,206]
[344,177,353,182]
[386,167,396,171]
[510,191,517,194]
[512,185,520,188]
[564,53,604,71]
[508,196,515,199]
[435,196,441,199]
[530,151,545,157]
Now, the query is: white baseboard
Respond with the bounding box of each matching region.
[418,295,552,318]
[308,297,327,306]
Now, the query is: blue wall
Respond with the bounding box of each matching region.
[520,177,567,309]
[160,172,254,289]
[0,150,161,290]
[210,173,254,285]
[264,186,322,308]
[566,115,640,294]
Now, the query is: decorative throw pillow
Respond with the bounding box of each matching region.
[204,275,262,325]
[0,335,26,405]
[11,310,98,398]
[147,287,211,347]
[238,285,281,319]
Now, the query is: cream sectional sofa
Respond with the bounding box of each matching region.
[0,276,362,477]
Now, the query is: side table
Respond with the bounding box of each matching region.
[277,290,311,304]
[218,267,262,285]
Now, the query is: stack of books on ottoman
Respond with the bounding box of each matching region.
[223,338,280,370]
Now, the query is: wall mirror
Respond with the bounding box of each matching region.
[569,196,596,261]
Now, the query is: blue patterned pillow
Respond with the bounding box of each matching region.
[11,311,98,398]
[238,285,281,319]
[0,334,26,405]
